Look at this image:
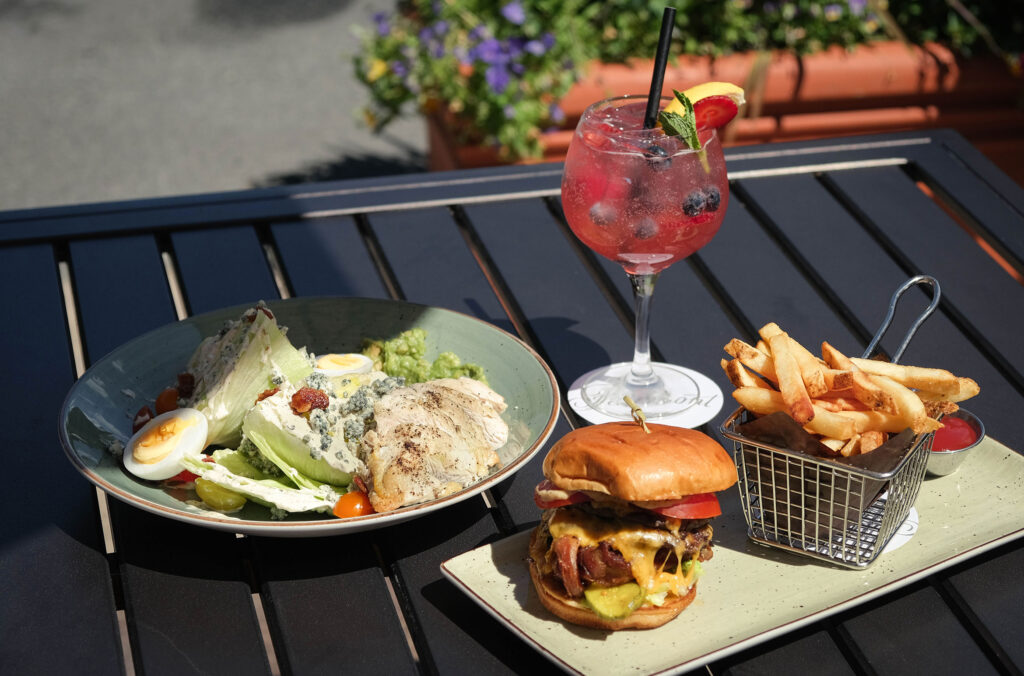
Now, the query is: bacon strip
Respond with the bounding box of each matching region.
[552,536,583,598]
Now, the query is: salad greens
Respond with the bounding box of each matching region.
[184,307,313,448]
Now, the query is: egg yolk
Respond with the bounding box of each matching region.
[317,353,364,370]
[133,417,197,464]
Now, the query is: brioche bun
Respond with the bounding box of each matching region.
[542,422,737,501]
[528,527,696,630]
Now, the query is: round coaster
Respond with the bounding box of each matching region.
[882,506,919,554]
[568,361,724,428]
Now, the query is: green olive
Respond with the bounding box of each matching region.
[195,478,247,512]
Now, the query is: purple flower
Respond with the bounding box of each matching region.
[824,3,842,19]
[504,104,517,119]
[549,104,565,124]
[510,62,525,75]
[525,39,546,56]
[847,0,867,15]
[486,64,510,93]
[500,2,526,25]
[419,27,433,43]
[434,20,449,36]
[373,12,390,37]
[472,38,509,65]
[391,60,408,77]
[469,25,487,41]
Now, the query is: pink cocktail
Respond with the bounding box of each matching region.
[561,95,729,423]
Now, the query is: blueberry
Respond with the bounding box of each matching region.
[643,143,672,171]
[633,217,658,240]
[704,186,722,212]
[681,190,707,217]
[589,202,617,226]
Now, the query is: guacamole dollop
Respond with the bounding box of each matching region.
[362,328,487,385]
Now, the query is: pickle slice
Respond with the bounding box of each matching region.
[583,582,645,619]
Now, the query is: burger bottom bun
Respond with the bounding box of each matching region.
[527,529,696,630]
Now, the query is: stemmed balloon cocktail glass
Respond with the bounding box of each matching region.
[561,94,729,425]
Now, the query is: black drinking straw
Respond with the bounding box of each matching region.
[642,6,677,130]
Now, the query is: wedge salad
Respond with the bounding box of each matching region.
[117,302,508,520]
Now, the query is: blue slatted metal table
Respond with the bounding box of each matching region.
[1,129,1021,675]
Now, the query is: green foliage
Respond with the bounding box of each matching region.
[355,0,1022,161]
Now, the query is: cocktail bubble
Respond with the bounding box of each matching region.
[589,202,617,226]
[633,217,659,239]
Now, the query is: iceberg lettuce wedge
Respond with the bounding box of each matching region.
[181,452,339,515]
[185,305,313,447]
[242,407,353,488]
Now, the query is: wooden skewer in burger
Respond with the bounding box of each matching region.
[528,399,737,630]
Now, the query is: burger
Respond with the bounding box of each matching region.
[527,421,737,630]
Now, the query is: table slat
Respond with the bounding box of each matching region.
[271,217,390,299]
[0,245,123,673]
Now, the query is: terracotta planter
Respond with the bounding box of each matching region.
[427,41,1024,183]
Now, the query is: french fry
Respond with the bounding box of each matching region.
[869,373,937,435]
[733,387,855,438]
[822,342,896,414]
[721,358,773,390]
[823,369,854,391]
[849,358,961,395]
[768,333,815,424]
[859,430,886,454]
[916,377,981,403]
[820,437,846,452]
[760,324,828,396]
[839,435,861,457]
[732,387,787,417]
[724,338,777,381]
[806,404,857,439]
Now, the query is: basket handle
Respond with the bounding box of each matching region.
[862,275,941,363]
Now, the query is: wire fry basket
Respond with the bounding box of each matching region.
[720,276,940,568]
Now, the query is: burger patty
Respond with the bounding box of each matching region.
[541,510,715,599]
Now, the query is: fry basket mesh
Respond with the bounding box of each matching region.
[721,408,931,568]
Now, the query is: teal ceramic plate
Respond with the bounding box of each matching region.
[59,297,560,537]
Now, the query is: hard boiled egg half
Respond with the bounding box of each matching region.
[314,352,373,378]
[123,408,208,481]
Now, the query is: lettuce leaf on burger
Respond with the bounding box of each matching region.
[528,421,737,630]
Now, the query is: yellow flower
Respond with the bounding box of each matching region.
[366,58,388,83]
[363,109,378,128]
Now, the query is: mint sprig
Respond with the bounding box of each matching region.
[657,90,701,152]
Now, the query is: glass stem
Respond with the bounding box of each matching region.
[627,272,659,386]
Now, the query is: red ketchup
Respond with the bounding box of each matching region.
[932,417,978,451]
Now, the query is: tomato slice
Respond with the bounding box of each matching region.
[646,493,722,519]
[533,479,590,509]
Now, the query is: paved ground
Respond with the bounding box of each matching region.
[0,0,428,211]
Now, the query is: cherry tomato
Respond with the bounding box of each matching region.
[932,417,978,451]
[154,387,180,414]
[533,479,591,509]
[333,491,375,519]
[646,493,722,519]
[164,469,200,484]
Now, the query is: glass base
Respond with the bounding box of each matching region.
[567,361,724,428]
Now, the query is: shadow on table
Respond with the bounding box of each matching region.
[253,150,428,188]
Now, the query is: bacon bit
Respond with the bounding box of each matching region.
[353,476,369,494]
[155,387,180,414]
[132,406,155,434]
[290,387,329,415]
[256,387,280,403]
[177,372,195,399]
[245,306,275,323]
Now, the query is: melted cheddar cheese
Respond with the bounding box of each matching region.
[547,509,702,599]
